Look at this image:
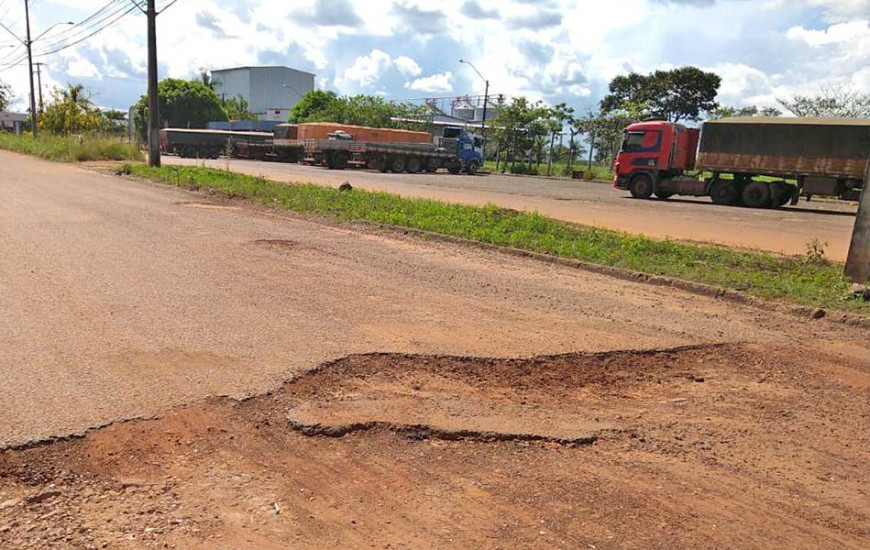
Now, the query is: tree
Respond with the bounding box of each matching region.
[778,84,870,118]
[133,78,227,140]
[575,110,633,169]
[0,79,12,112]
[601,66,721,122]
[290,90,340,122]
[489,97,553,172]
[198,68,220,90]
[708,105,782,120]
[223,95,257,121]
[98,109,128,135]
[39,84,101,135]
[289,90,430,130]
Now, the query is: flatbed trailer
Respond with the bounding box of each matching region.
[301,139,467,173]
[159,129,272,159]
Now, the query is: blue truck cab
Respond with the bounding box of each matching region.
[440,126,484,174]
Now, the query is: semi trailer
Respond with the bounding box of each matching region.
[613,117,870,208]
[158,128,272,159]
[300,125,484,174]
[160,122,484,175]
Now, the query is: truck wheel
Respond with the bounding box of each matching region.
[769,181,793,208]
[654,189,673,199]
[742,181,772,208]
[465,160,480,175]
[448,165,461,175]
[426,158,441,172]
[629,174,654,199]
[406,157,422,174]
[390,156,406,173]
[709,179,739,205]
[333,152,349,170]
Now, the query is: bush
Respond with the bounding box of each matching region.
[0,133,142,162]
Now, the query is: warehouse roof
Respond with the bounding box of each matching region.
[211,65,316,77]
[711,116,870,126]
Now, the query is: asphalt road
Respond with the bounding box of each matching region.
[2,150,868,449]
[166,155,859,261]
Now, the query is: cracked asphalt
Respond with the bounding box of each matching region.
[1,150,868,448]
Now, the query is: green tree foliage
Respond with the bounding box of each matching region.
[289,90,340,122]
[289,90,430,129]
[223,94,257,121]
[133,78,227,140]
[778,84,870,118]
[488,97,559,172]
[708,105,782,120]
[0,79,12,112]
[601,67,721,122]
[39,84,101,135]
[575,110,633,168]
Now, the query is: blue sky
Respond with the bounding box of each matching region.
[0,0,868,114]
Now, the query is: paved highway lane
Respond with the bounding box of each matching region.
[2,150,867,449]
[165,155,859,261]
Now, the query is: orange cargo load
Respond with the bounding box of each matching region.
[297,122,432,145]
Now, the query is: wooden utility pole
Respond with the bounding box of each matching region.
[146,0,161,167]
[845,158,870,283]
[24,0,37,137]
[34,62,44,112]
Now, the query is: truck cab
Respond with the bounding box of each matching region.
[613,121,699,198]
[439,126,484,173]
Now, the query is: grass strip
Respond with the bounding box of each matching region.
[127,163,868,316]
[0,133,142,162]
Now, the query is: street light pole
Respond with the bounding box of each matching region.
[459,59,489,162]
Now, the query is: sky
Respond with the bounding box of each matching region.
[0,0,868,115]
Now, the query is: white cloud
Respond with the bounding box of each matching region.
[787,20,870,46]
[394,55,422,77]
[335,49,392,89]
[406,71,453,93]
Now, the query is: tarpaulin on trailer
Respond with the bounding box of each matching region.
[699,117,870,159]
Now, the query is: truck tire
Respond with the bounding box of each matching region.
[448,165,461,175]
[465,160,480,175]
[629,174,654,199]
[426,158,441,172]
[406,157,422,174]
[742,181,772,208]
[333,152,349,170]
[769,181,793,208]
[709,179,740,205]
[390,156,407,173]
[654,189,673,199]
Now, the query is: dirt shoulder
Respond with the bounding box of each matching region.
[2,343,868,549]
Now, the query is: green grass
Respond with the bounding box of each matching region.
[0,132,142,162]
[484,160,614,180]
[127,163,868,316]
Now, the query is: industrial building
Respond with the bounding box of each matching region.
[0,111,27,134]
[211,66,315,122]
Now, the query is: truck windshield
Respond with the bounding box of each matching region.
[622,131,661,153]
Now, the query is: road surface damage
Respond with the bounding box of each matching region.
[1,343,868,549]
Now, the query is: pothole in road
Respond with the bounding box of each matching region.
[4,343,834,549]
[252,239,302,250]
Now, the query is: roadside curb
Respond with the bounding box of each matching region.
[368,223,870,331]
[483,170,611,185]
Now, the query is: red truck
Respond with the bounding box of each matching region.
[613,117,869,208]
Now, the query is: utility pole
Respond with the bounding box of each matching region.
[845,158,870,283]
[147,0,161,167]
[34,62,45,112]
[24,0,37,136]
[480,79,489,161]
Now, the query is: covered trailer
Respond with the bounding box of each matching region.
[698,117,870,201]
[159,128,272,159]
[613,117,870,208]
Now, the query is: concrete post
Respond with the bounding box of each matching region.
[844,157,870,283]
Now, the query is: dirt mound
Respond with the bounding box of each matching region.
[1,344,868,549]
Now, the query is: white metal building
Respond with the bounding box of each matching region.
[212,66,315,122]
[0,112,27,134]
